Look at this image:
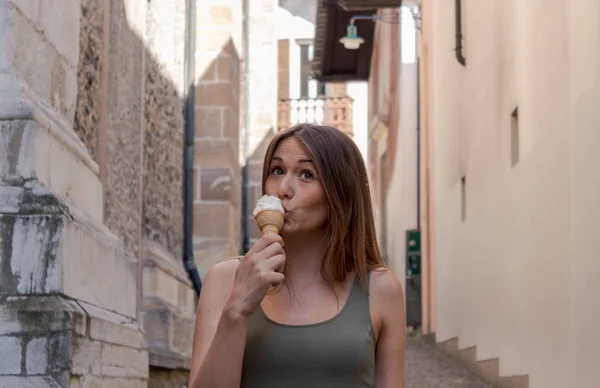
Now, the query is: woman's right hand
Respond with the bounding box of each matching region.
[226,234,286,318]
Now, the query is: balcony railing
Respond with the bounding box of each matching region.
[277,96,354,136]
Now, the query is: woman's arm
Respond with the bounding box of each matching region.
[188,259,246,388]
[188,234,286,388]
[371,269,406,388]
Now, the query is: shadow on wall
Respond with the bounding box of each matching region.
[72,0,198,385]
[74,0,185,260]
[192,36,243,269]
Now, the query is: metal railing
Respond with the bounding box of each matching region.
[277,96,354,136]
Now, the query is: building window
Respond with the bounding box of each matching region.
[511,107,519,167]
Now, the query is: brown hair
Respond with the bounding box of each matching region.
[261,124,386,286]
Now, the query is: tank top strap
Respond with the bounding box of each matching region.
[341,271,372,327]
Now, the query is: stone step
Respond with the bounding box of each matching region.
[438,337,529,388]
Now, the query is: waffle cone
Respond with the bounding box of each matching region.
[254,210,285,236]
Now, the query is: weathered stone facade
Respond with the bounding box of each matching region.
[0,0,194,386]
[73,0,104,160]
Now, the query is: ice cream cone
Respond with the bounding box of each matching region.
[255,210,285,236]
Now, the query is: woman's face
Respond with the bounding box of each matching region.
[264,137,328,236]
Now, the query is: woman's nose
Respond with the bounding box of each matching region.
[276,174,293,200]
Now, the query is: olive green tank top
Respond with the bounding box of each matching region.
[241,274,376,388]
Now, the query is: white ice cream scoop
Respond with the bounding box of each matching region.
[252,195,285,235]
[252,195,284,217]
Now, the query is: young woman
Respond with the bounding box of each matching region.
[189,124,406,388]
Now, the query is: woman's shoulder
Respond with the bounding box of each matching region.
[204,258,241,281]
[368,267,404,301]
[200,258,241,295]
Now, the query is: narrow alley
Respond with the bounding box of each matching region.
[406,336,491,388]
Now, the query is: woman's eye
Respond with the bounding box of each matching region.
[271,166,283,175]
[300,170,314,180]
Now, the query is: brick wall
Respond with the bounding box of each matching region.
[194,1,243,269]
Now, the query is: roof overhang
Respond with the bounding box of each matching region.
[312,0,403,83]
[338,0,404,11]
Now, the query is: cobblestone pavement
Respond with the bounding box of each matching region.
[406,336,492,388]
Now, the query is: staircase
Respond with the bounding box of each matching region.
[438,337,529,388]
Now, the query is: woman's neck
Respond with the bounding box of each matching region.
[281,231,327,286]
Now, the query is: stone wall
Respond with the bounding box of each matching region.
[1,0,196,386]
[0,296,147,388]
[143,0,186,261]
[73,0,104,160]
[0,0,148,384]
[193,0,243,269]
[244,0,279,248]
[103,0,146,257]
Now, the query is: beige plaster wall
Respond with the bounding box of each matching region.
[427,0,600,386]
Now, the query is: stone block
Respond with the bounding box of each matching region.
[154,267,180,308]
[0,296,87,337]
[178,281,196,314]
[0,336,22,374]
[26,337,48,375]
[200,167,233,201]
[195,82,236,107]
[171,314,194,356]
[78,301,146,350]
[0,3,16,71]
[0,120,103,223]
[142,309,169,349]
[70,376,146,388]
[1,214,65,296]
[222,106,240,145]
[13,10,57,103]
[194,107,222,138]
[193,202,233,238]
[217,54,234,81]
[39,0,81,69]
[47,331,72,371]
[0,120,35,180]
[193,139,236,168]
[62,220,138,318]
[50,56,78,124]
[14,0,41,26]
[0,376,59,388]
[71,337,102,376]
[47,128,103,222]
[101,343,148,379]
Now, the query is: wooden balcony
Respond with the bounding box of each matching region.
[277,96,354,137]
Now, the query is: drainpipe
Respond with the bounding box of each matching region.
[416,45,421,230]
[455,0,466,66]
[183,0,202,296]
[241,0,251,254]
